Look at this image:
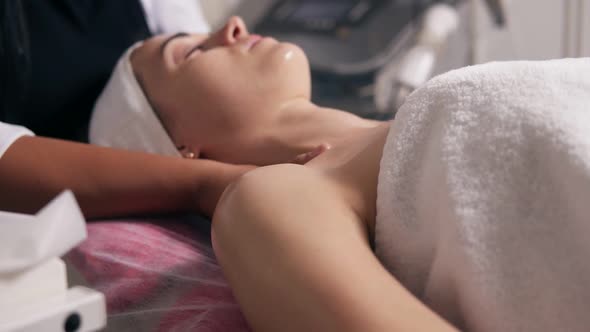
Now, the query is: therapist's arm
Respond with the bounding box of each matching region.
[0,136,252,219]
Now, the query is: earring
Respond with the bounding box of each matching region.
[183,152,196,159]
[177,145,197,159]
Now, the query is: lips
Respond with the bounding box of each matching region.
[245,35,263,51]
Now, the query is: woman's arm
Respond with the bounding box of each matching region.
[212,165,457,332]
[0,136,251,218]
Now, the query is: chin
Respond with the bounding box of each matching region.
[270,42,310,74]
[278,42,307,62]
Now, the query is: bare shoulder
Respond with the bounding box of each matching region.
[213,164,355,229]
[225,164,322,197]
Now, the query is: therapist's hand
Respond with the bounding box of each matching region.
[0,135,255,219]
[196,144,329,216]
[195,161,255,217]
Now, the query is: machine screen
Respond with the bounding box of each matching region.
[258,0,384,33]
[289,1,356,21]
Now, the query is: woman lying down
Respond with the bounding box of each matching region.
[91,16,590,332]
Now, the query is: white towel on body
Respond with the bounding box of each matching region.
[375,58,590,331]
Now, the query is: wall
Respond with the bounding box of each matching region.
[199,0,242,29]
[473,0,589,63]
[582,1,590,55]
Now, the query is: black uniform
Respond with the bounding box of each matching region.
[0,0,151,141]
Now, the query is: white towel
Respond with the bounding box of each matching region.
[376,58,590,331]
[139,0,211,35]
[89,44,180,157]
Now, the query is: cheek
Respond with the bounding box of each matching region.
[165,47,311,132]
[190,58,279,108]
[191,70,264,112]
[173,66,269,133]
[143,72,184,126]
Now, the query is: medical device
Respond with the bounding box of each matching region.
[0,260,106,332]
[0,192,106,332]
[483,0,505,26]
[248,0,465,118]
[376,3,459,110]
[255,0,449,76]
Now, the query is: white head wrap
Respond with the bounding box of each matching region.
[89,43,180,157]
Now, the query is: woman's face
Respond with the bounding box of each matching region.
[131,16,311,160]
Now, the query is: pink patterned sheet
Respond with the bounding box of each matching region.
[64,217,250,332]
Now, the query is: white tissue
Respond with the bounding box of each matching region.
[0,191,87,274]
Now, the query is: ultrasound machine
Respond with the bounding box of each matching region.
[237,0,471,119]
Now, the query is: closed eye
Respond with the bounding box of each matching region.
[185,44,204,59]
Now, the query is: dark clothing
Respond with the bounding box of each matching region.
[0,0,151,141]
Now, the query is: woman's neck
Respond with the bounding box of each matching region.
[265,98,391,236]
[305,121,392,238]
[250,99,381,165]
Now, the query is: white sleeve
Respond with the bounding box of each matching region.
[0,122,34,160]
[139,0,211,34]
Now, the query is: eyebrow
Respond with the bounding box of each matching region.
[159,32,189,57]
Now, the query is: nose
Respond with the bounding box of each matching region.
[202,16,249,50]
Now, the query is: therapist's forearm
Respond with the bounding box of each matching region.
[0,136,249,219]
